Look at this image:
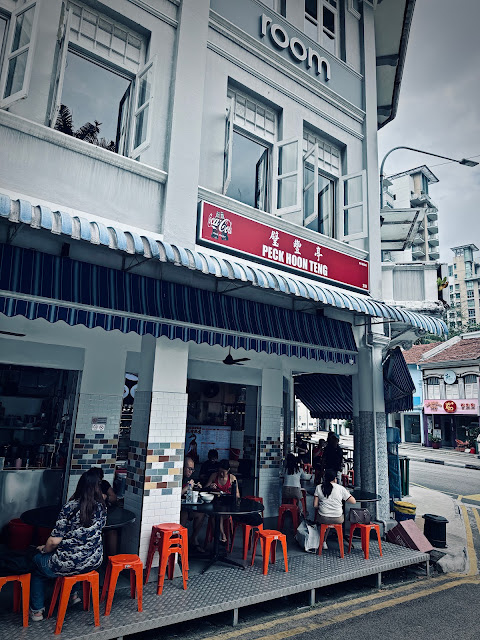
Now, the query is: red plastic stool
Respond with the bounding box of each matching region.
[101,554,143,615]
[144,523,189,584]
[251,529,288,575]
[0,573,30,627]
[348,523,382,560]
[302,463,313,474]
[48,571,100,635]
[243,496,264,504]
[300,489,308,517]
[230,522,264,560]
[318,524,344,558]
[205,516,233,547]
[278,504,300,531]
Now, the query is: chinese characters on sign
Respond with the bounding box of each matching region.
[198,202,369,291]
[423,399,479,415]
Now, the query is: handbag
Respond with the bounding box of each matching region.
[349,508,371,524]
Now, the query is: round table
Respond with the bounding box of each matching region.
[182,496,264,573]
[21,504,136,531]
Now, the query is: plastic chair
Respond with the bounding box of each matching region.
[0,573,30,627]
[348,523,382,560]
[302,463,313,474]
[250,529,288,575]
[101,554,143,615]
[318,524,344,558]
[144,523,189,584]
[47,571,100,635]
[230,496,264,559]
[278,503,300,531]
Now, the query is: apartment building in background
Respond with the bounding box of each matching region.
[447,245,480,329]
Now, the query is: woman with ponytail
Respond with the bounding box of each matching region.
[29,469,106,622]
[314,468,355,528]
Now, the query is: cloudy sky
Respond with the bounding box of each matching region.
[378,0,480,264]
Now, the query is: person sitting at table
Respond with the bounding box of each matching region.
[90,467,118,556]
[205,459,240,543]
[280,453,311,517]
[313,468,356,549]
[199,449,219,486]
[295,434,310,464]
[312,439,326,485]
[180,457,206,552]
[29,468,107,622]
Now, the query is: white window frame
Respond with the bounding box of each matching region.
[340,169,367,241]
[464,375,478,399]
[223,100,234,195]
[303,143,318,228]
[304,0,338,57]
[347,0,361,19]
[0,0,40,109]
[130,56,155,159]
[273,136,302,215]
[49,0,151,158]
[426,377,440,400]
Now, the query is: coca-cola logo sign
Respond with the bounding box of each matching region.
[208,211,232,241]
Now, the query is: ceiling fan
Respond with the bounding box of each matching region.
[223,347,251,366]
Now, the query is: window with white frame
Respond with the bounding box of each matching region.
[464,374,478,398]
[467,281,474,290]
[0,12,8,65]
[468,299,475,308]
[426,377,440,400]
[49,1,153,158]
[0,1,40,108]
[468,309,476,318]
[467,290,474,299]
[448,383,459,399]
[224,87,276,211]
[304,0,338,56]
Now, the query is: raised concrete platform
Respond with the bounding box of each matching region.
[0,541,429,640]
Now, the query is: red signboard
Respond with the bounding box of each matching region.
[424,399,479,415]
[197,201,369,291]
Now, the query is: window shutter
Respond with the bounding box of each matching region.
[0,0,40,108]
[222,100,233,195]
[273,137,301,215]
[340,169,367,242]
[303,143,318,228]
[48,3,70,127]
[130,56,155,158]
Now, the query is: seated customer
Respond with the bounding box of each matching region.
[180,457,205,552]
[205,459,240,543]
[313,468,355,549]
[280,453,311,517]
[199,449,219,486]
[29,469,106,622]
[90,467,118,556]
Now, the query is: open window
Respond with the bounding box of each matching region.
[49,1,152,158]
[0,0,40,108]
[273,137,302,215]
[302,142,336,236]
[304,0,338,56]
[340,170,367,241]
[223,101,233,195]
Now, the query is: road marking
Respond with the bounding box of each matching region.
[473,507,480,538]
[460,503,478,576]
[228,578,479,640]
[410,482,459,498]
[462,494,480,501]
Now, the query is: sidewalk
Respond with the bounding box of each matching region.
[399,442,480,471]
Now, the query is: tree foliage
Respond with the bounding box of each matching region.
[55,104,116,152]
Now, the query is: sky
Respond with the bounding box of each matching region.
[377,0,480,264]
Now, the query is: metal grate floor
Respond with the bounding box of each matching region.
[0,542,429,640]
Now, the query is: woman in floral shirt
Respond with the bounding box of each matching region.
[30,468,107,621]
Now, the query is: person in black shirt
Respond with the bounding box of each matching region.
[321,433,344,482]
[199,449,219,486]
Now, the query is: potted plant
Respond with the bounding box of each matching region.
[429,436,442,449]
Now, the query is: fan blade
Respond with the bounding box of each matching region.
[232,358,250,363]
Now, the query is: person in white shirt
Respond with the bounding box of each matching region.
[313,468,356,524]
[281,453,311,516]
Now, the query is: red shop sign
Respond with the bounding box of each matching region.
[197,202,369,291]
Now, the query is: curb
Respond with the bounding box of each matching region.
[408,455,480,471]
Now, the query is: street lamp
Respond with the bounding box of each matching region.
[380,146,478,209]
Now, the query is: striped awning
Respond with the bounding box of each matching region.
[383,347,416,414]
[0,243,358,364]
[0,193,448,337]
[294,373,353,419]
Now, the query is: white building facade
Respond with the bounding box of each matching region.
[0,0,444,556]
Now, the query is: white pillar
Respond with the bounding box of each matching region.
[258,368,283,518]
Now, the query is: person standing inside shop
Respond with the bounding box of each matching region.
[199,449,219,486]
[29,469,106,621]
[322,432,345,482]
[180,457,205,552]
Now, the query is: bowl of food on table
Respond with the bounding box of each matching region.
[199,492,214,503]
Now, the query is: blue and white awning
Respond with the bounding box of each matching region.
[0,192,448,336]
[0,243,358,364]
[294,373,353,419]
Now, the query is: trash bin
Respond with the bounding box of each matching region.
[393,500,416,522]
[423,513,448,548]
[8,518,34,550]
[399,456,410,496]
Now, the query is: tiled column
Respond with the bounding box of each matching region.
[66,345,126,498]
[258,369,283,518]
[124,336,189,561]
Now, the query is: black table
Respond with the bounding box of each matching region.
[21,504,136,531]
[182,496,264,574]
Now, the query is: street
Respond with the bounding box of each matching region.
[410,460,480,505]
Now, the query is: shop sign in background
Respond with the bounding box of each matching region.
[424,399,479,415]
[198,201,369,291]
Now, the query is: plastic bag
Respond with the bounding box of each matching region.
[295,520,320,553]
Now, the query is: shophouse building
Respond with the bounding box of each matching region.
[0,0,445,559]
[447,244,480,329]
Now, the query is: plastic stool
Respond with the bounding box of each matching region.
[318,524,344,557]
[278,504,300,531]
[243,496,264,505]
[302,463,313,474]
[145,523,189,584]
[101,554,143,615]
[300,489,307,517]
[348,523,382,560]
[251,529,288,575]
[48,571,100,635]
[0,573,30,627]
[230,522,264,560]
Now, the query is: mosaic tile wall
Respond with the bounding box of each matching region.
[258,405,282,517]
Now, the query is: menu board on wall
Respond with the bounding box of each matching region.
[185,425,231,463]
